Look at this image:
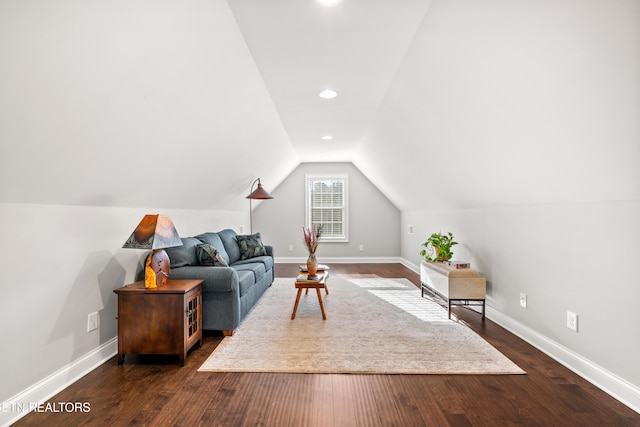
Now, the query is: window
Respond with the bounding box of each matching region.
[305,174,348,242]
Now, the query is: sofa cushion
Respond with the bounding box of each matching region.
[236,233,267,260]
[164,237,201,267]
[235,270,255,296]
[233,255,274,272]
[232,262,265,283]
[195,232,230,265]
[217,229,241,264]
[196,243,228,267]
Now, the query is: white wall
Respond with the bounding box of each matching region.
[0,203,246,405]
[402,201,640,404]
[356,0,640,410]
[253,162,401,261]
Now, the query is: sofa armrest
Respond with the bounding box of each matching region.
[265,245,274,257]
[168,266,239,293]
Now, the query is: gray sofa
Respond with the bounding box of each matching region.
[162,229,274,335]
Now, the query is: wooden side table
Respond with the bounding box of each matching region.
[291,272,329,320]
[114,279,203,366]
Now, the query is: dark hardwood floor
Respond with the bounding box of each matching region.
[15,264,640,426]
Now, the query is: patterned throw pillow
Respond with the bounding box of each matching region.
[196,244,228,267]
[237,233,267,260]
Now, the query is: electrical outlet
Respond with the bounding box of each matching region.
[408,225,414,234]
[519,293,527,308]
[359,244,364,252]
[567,311,578,332]
[87,312,98,332]
[288,244,293,252]
[239,225,245,234]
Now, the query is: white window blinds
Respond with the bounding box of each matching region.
[305,174,349,242]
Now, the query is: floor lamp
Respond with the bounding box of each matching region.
[246,178,273,234]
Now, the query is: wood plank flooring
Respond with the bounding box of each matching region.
[14,263,640,426]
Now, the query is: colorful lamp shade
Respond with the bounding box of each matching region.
[123,214,182,289]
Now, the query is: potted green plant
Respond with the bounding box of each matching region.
[420,231,458,262]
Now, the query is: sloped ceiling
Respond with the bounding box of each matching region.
[1,0,639,212]
[0,0,298,211]
[227,0,431,162]
[354,0,640,211]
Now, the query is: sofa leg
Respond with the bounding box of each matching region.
[222,330,234,337]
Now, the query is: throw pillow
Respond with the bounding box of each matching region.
[237,232,267,260]
[164,237,201,268]
[196,243,228,267]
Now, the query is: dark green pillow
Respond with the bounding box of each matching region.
[237,233,267,260]
[196,243,228,267]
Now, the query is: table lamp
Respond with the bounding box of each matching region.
[123,214,183,288]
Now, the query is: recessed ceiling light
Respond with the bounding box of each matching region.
[321,135,333,140]
[319,89,337,99]
[317,0,342,6]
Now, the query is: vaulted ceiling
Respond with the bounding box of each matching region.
[228,0,430,162]
[1,0,638,212]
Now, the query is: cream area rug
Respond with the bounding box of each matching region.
[198,275,525,375]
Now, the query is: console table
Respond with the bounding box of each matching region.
[420,261,486,319]
[114,279,203,366]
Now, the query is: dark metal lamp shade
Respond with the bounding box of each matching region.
[246,178,273,200]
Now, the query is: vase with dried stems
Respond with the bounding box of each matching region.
[302,224,323,276]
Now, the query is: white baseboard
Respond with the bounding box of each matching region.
[275,256,405,264]
[1,337,117,427]
[399,258,419,273]
[486,306,640,414]
[399,257,640,413]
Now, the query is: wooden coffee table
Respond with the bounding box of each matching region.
[298,264,329,295]
[291,272,329,320]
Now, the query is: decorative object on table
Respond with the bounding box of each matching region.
[299,264,330,273]
[302,224,323,276]
[443,260,470,269]
[420,231,458,263]
[122,214,183,289]
[246,178,273,233]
